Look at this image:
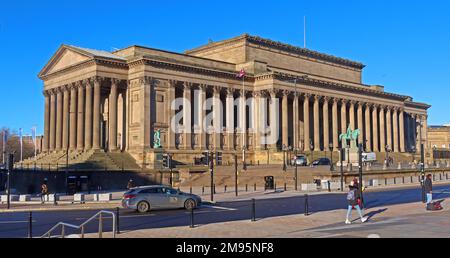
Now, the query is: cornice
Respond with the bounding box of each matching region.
[271,72,410,102]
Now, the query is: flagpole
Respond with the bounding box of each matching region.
[20,128,23,163]
[242,74,246,170]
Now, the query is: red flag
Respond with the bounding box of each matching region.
[237,68,246,78]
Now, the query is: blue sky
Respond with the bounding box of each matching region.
[0,0,449,135]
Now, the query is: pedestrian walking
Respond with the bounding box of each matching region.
[345,180,368,225]
[127,179,135,190]
[424,174,433,208]
[40,181,49,204]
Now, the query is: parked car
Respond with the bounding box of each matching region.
[310,158,331,167]
[122,185,202,213]
[291,155,308,166]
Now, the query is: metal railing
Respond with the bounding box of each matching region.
[41,210,116,238]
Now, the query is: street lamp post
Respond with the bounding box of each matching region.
[209,151,214,202]
[419,120,425,203]
[294,147,298,191]
[358,143,364,208]
[340,147,344,192]
[282,144,287,172]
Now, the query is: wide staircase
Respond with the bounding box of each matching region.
[17,150,141,171]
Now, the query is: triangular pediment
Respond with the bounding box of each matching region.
[39,45,93,78]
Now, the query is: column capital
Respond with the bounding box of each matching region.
[92,76,104,86]
[268,89,277,98]
[111,77,122,85]
[341,99,348,105]
[313,94,321,101]
[183,81,193,90]
[322,96,330,103]
[349,100,357,106]
[331,97,340,104]
[281,89,290,97]
[302,92,311,100]
[212,85,221,94]
[252,91,262,98]
[167,79,177,87]
[43,90,51,97]
[357,101,365,107]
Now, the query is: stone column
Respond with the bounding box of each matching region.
[213,86,222,150]
[69,84,78,151]
[303,94,310,152]
[43,91,50,152]
[92,77,102,150]
[379,106,386,153]
[422,115,428,151]
[313,95,320,151]
[332,98,338,152]
[399,109,406,152]
[49,90,56,151]
[357,102,363,145]
[372,104,379,152]
[55,88,63,151]
[340,99,348,147]
[386,107,392,151]
[62,86,69,150]
[84,81,93,150]
[282,91,289,148]
[167,81,177,149]
[365,103,372,152]
[183,82,192,150]
[269,90,278,150]
[239,89,246,150]
[108,79,118,151]
[293,92,299,149]
[349,100,355,130]
[393,108,399,153]
[254,91,262,150]
[77,83,85,151]
[195,84,207,150]
[322,96,329,151]
[415,115,421,152]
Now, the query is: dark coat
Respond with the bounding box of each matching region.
[347,185,361,206]
[424,177,432,194]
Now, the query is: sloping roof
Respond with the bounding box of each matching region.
[65,45,126,61]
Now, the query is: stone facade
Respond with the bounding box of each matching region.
[428,125,450,149]
[38,34,431,168]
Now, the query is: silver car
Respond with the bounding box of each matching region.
[122,185,202,213]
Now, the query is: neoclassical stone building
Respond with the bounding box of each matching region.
[37,34,430,169]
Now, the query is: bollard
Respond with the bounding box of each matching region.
[274,182,277,191]
[225,185,227,193]
[251,199,256,222]
[28,211,32,238]
[116,207,121,234]
[202,186,205,195]
[214,184,216,194]
[190,208,195,228]
[246,184,248,192]
[190,186,192,194]
[304,194,309,216]
[254,183,256,191]
[328,181,331,192]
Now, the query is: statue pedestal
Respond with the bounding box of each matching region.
[337,147,360,167]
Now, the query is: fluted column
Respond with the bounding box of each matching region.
[293,92,299,149]
[386,107,392,151]
[183,82,192,150]
[195,84,207,150]
[340,99,348,147]
[303,94,310,152]
[77,83,85,151]
[349,100,355,130]
[322,96,329,151]
[365,103,372,151]
[422,115,428,151]
[254,91,262,150]
[269,90,278,150]
[55,88,63,151]
[415,115,421,152]
[213,86,222,150]
[399,109,405,152]
[49,90,56,151]
[313,95,320,151]
[282,91,289,148]
[69,84,78,151]
[372,104,379,152]
[168,81,177,149]
[332,98,338,152]
[393,108,399,153]
[108,79,118,151]
[43,91,50,152]
[62,86,69,150]
[238,89,246,150]
[357,102,363,145]
[84,81,93,150]
[379,106,386,153]
[92,77,102,150]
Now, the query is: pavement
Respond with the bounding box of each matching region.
[2,183,450,238]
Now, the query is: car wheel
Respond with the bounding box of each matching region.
[137,201,150,213]
[184,199,196,210]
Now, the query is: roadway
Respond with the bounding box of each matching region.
[1,183,450,238]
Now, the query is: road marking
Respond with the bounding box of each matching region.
[304,217,405,233]
[0,220,37,224]
[367,234,381,238]
[203,206,237,211]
